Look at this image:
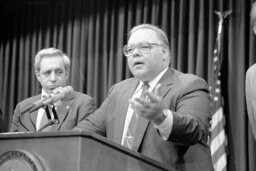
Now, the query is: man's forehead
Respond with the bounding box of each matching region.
[40,56,65,70]
[128,29,158,44]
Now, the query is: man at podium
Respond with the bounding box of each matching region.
[10,48,95,132]
[74,24,214,171]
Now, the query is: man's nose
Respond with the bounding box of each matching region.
[50,72,57,81]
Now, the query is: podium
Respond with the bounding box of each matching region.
[0,131,171,171]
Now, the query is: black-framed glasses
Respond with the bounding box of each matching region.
[123,41,164,57]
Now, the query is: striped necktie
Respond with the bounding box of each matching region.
[123,82,149,149]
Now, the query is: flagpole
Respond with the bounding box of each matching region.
[211,10,232,109]
[214,10,232,71]
[210,9,232,171]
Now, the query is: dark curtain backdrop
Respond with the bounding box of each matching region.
[0,0,256,170]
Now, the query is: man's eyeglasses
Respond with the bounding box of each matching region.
[123,41,164,57]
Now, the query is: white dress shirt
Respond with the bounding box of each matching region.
[36,89,53,131]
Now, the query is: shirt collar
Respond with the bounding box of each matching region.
[135,67,168,93]
[41,89,50,100]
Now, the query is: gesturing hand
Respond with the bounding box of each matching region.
[129,83,165,125]
[51,87,65,95]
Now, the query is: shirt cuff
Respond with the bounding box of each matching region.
[154,109,173,140]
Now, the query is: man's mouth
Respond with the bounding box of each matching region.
[133,61,144,66]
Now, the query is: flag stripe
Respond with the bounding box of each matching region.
[214,153,227,171]
[210,107,223,131]
[211,118,225,139]
[210,111,225,139]
[211,139,226,164]
[211,129,225,155]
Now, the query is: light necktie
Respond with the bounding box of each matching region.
[123,82,149,149]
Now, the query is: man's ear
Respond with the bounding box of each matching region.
[35,71,39,79]
[35,71,40,80]
[161,47,168,61]
[253,26,256,35]
[66,70,70,78]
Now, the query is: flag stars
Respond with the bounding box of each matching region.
[214,66,218,70]
[213,56,218,62]
[215,88,220,93]
[214,49,218,56]
[214,96,219,101]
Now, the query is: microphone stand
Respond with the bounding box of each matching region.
[37,105,59,132]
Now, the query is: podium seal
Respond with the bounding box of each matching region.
[0,149,44,171]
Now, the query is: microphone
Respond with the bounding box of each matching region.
[29,86,73,113]
[21,100,45,114]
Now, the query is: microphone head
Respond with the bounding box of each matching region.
[48,86,73,102]
[28,86,74,112]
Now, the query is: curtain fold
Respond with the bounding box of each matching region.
[0,0,255,170]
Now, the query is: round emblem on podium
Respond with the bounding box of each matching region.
[0,149,44,171]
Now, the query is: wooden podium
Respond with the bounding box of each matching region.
[0,131,171,171]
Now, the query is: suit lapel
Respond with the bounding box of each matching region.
[29,110,38,131]
[158,68,174,98]
[19,112,36,132]
[113,79,139,144]
[19,95,41,132]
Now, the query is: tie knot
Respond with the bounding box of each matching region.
[141,82,149,99]
[142,81,149,91]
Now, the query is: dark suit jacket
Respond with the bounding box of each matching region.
[74,68,214,171]
[10,91,95,132]
[246,64,256,140]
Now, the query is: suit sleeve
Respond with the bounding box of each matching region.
[76,95,96,124]
[73,86,116,136]
[9,104,22,132]
[168,77,211,146]
[245,66,256,140]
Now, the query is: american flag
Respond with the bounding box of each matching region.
[209,10,230,171]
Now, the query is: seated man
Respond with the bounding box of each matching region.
[10,48,95,132]
[245,2,256,141]
[74,24,213,171]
